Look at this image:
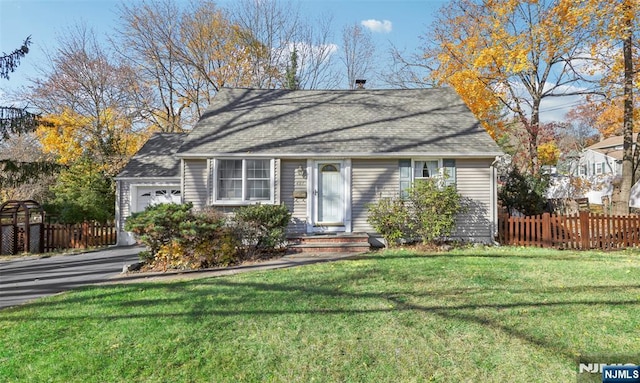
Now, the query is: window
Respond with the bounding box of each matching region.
[595,162,604,175]
[399,159,456,196]
[215,159,273,203]
[414,160,438,179]
[135,186,181,212]
[579,165,587,176]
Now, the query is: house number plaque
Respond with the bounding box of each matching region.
[293,165,307,199]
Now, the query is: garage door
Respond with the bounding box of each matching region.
[136,187,181,212]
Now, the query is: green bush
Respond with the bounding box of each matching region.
[183,208,241,268]
[366,197,412,246]
[233,203,292,258]
[367,179,464,246]
[124,203,193,258]
[498,167,549,216]
[407,179,463,244]
[125,203,292,270]
[44,158,115,224]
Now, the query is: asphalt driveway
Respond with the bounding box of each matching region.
[0,246,142,309]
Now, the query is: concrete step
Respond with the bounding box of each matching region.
[287,233,370,254]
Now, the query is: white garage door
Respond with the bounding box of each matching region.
[136,187,181,212]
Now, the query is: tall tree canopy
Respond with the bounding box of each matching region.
[25,25,146,176]
[423,0,596,173]
[0,36,58,198]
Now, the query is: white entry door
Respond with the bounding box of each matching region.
[316,162,344,225]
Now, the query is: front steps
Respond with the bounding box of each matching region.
[287,233,371,254]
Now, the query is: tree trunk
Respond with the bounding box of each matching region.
[614,0,634,216]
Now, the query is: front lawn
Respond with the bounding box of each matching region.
[1,246,639,382]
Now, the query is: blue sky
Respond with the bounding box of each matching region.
[0,0,448,94]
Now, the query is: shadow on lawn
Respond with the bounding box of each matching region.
[363,250,625,262]
[3,273,640,363]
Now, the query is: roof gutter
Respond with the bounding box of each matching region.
[175,151,504,159]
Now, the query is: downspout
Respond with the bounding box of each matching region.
[490,156,500,244]
[115,179,122,246]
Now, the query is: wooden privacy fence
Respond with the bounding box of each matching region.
[497,212,640,250]
[43,220,117,253]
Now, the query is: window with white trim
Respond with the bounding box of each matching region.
[399,158,456,196]
[595,162,605,175]
[214,159,273,203]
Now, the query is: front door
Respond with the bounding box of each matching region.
[316,162,344,226]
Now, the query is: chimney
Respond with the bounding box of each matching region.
[355,79,366,89]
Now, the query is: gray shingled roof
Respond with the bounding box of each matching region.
[117,133,186,178]
[176,88,502,158]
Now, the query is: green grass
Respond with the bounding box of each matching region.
[1,246,640,382]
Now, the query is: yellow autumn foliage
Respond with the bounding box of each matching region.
[36,109,87,166]
[36,107,150,174]
[538,141,561,166]
[426,0,599,172]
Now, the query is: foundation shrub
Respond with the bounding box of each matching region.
[233,203,292,259]
[367,179,464,246]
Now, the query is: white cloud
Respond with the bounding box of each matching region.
[361,19,392,33]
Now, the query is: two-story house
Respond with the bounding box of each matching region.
[571,134,640,208]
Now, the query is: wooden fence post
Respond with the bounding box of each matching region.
[542,213,551,248]
[579,211,590,250]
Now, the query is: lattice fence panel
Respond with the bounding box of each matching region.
[1,225,15,255]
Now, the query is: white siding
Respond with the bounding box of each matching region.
[351,159,399,232]
[281,159,307,233]
[454,158,493,241]
[579,149,619,177]
[183,159,209,210]
[117,180,130,235]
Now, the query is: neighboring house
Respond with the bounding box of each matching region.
[568,134,640,207]
[116,88,503,245]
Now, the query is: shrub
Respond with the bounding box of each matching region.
[124,203,193,258]
[407,179,463,244]
[125,203,292,270]
[498,167,549,215]
[155,241,190,271]
[367,197,412,246]
[233,203,292,258]
[367,179,464,246]
[191,228,243,268]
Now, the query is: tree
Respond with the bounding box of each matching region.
[25,25,146,176]
[290,13,341,89]
[0,134,56,201]
[229,0,340,90]
[423,0,596,173]
[44,157,115,223]
[115,0,195,132]
[284,47,300,90]
[229,0,302,89]
[381,44,435,89]
[340,22,375,89]
[0,36,59,198]
[175,1,257,107]
[606,0,638,215]
[0,37,38,141]
[583,0,639,214]
[498,167,549,216]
